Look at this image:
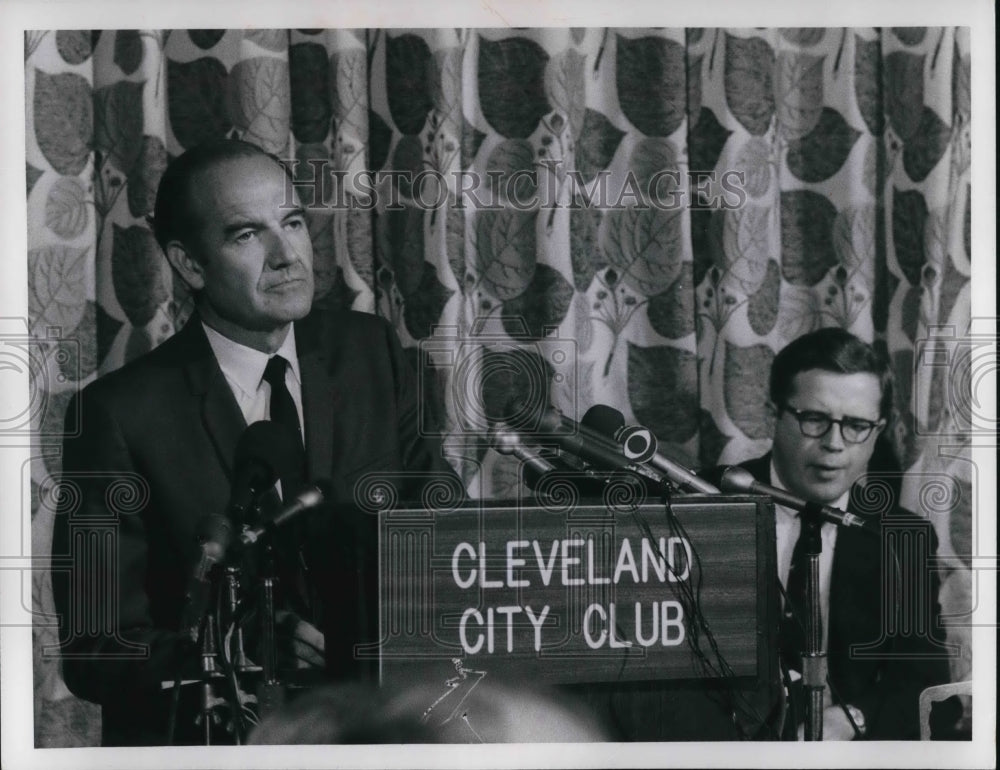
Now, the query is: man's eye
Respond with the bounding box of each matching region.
[234,230,256,243]
[800,412,829,424]
[285,217,305,230]
[844,419,874,431]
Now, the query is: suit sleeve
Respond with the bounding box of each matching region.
[52,389,193,706]
[850,516,951,739]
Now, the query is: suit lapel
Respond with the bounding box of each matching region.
[177,315,342,486]
[829,511,881,625]
[297,320,337,483]
[178,317,247,479]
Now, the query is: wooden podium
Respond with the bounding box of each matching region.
[368,495,782,741]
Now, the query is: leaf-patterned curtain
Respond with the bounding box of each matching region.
[25,27,971,746]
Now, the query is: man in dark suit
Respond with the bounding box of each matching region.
[51,140,457,745]
[727,328,950,739]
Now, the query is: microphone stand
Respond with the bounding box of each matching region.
[799,503,827,741]
[224,566,258,673]
[171,548,260,744]
[239,483,326,713]
[197,554,279,744]
[166,574,225,745]
[196,598,226,744]
[168,484,322,741]
[256,538,285,718]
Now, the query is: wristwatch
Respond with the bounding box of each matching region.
[845,704,867,738]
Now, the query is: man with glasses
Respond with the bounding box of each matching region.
[725,327,949,739]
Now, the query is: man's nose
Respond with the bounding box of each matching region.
[263,228,298,267]
[821,421,846,450]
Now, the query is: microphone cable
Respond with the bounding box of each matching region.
[611,479,776,738]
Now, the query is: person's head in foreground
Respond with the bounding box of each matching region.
[248,681,611,743]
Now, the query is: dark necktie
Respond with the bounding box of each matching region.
[262,355,306,498]
[780,516,819,736]
[261,355,315,623]
[780,518,812,675]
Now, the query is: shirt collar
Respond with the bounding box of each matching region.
[202,322,301,400]
[769,458,851,520]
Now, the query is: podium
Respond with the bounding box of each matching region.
[368,495,782,741]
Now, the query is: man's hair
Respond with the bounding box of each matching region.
[770,327,893,421]
[150,139,287,254]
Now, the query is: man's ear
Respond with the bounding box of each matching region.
[164,240,206,292]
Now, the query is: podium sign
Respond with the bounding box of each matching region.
[377,497,776,688]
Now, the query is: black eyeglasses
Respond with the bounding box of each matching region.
[781,406,882,444]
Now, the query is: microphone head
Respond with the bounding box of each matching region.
[581,404,626,439]
[272,483,327,528]
[490,422,524,455]
[234,420,300,489]
[295,484,326,510]
[719,466,756,494]
[617,425,656,463]
[198,514,234,558]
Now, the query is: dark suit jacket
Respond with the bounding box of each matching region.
[51,311,456,745]
[737,454,951,739]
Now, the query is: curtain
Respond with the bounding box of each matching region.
[24,26,972,746]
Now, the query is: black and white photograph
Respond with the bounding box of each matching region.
[1,1,995,768]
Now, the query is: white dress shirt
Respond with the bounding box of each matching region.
[770,460,849,654]
[201,322,305,437]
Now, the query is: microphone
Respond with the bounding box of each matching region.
[719,466,878,534]
[241,484,326,545]
[227,420,299,524]
[490,422,558,479]
[618,425,720,494]
[178,421,297,641]
[179,512,235,641]
[496,414,626,494]
[583,405,721,494]
[581,404,626,436]
[514,400,665,487]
